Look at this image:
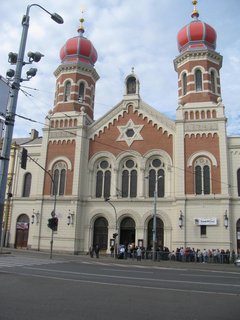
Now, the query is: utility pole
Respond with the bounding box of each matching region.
[0,4,63,249]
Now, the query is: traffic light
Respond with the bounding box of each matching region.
[21,147,28,169]
[47,217,58,231]
[113,233,118,239]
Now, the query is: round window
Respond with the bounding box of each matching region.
[100,160,108,169]
[152,159,161,168]
[126,159,134,168]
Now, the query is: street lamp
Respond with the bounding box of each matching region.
[152,175,163,261]
[105,197,118,258]
[0,4,63,250]
[146,174,163,261]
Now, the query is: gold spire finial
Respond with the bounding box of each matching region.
[78,7,85,34]
[191,0,199,19]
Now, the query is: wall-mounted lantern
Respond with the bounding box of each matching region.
[224,210,228,229]
[32,209,40,224]
[67,210,74,226]
[179,210,184,228]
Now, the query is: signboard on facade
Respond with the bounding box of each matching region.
[0,76,10,138]
[194,218,217,225]
[0,76,9,117]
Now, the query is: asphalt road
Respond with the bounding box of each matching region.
[0,251,239,320]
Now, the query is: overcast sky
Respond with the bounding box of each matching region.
[0,0,239,138]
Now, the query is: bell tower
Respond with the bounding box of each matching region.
[53,17,99,120]
[42,16,99,200]
[174,0,222,106]
[174,1,229,198]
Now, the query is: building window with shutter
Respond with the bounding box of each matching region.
[64,81,71,101]
[237,169,240,196]
[121,159,137,198]
[195,69,203,92]
[52,162,67,196]
[78,82,85,102]
[195,158,211,195]
[200,225,207,237]
[22,172,32,197]
[95,160,111,198]
[182,72,187,95]
[210,70,216,94]
[147,158,165,198]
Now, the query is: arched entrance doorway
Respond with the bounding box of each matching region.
[147,217,164,250]
[237,219,240,254]
[120,217,135,246]
[93,217,108,250]
[15,214,29,248]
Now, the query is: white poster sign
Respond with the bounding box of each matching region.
[195,217,217,225]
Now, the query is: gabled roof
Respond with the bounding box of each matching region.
[88,98,175,140]
[12,136,42,147]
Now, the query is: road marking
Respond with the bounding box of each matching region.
[181,273,240,279]
[2,269,239,297]
[101,268,153,274]
[0,256,63,268]
[23,266,240,289]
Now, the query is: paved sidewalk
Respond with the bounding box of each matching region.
[1,248,240,273]
[88,254,240,272]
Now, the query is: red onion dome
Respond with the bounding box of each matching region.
[177,0,217,53]
[60,18,98,65]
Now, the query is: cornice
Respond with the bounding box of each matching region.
[54,62,100,81]
[174,49,223,71]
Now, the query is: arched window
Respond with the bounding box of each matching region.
[237,169,240,197]
[182,72,187,95]
[195,158,211,195]
[147,158,165,198]
[52,162,67,196]
[64,81,71,101]
[22,173,32,197]
[91,87,95,109]
[210,70,216,94]
[121,159,137,198]
[78,82,85,102]
[96,160,111,198]
[195,69,203,92]
[127,77,136,94]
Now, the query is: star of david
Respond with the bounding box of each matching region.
[117,119,144,146]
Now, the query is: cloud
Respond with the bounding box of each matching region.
[0,0,239,137]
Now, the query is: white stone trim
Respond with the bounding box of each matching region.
[47,156,72,171]
[187,151,217,167]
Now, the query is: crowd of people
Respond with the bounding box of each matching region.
[89,243,239,264]
[170,247,237,264]
[113,244,239,264]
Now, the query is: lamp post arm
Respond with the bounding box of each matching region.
[107,200,117,230]
[0,6,31,242]
[27,154,57,217]
[0,3,63,247]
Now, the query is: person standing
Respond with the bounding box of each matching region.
[110,245,114,257]
[136,247,142,261]
[95,244,100,258]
